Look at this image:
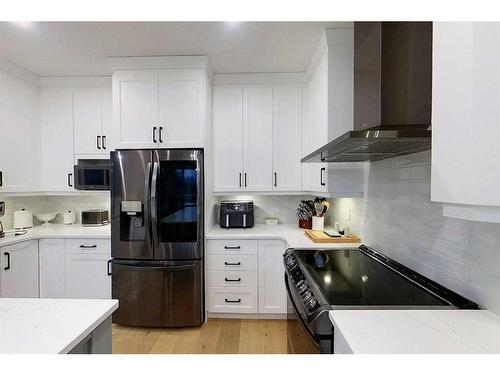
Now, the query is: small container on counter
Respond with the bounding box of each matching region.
[312,216,325,231]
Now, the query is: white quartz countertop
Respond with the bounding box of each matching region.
[329,310,500,354]
[207,224,361,249]
[0,298,118,354]
[0,224,111,247]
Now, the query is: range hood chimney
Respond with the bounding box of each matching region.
[302,22,433,163]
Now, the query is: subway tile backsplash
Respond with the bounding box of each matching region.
[356,150,500,314]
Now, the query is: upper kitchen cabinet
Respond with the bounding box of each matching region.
[432,22,500,222]
[73,86,113,158]
[110,59,209,150]
[39,87,75,191]
[0,71,38,193]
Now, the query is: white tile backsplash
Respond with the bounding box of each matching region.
[352,150,500,314]
[0,193,110,228]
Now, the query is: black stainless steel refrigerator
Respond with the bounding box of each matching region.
[110,149,204,327]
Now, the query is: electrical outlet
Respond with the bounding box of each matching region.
[347,208,352,222]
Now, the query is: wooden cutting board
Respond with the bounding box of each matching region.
[305,230,361,243]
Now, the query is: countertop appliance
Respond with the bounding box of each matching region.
[302,22,433,163]
[219,201,254,228]
[81,209,109,226]
[13,208,33,229]
[110,149,204,328]
[0,201,5,238]
[74,159,112,190]
[284,245,478,354]
[63,210,76,225]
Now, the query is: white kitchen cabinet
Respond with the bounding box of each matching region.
[242,87,274,191]
[39,239,66,298]
[273,87,303,191]
[257,240,287,314]
[431,22,500,221]
[213,86,244,191]
[0,240,39,298]
[112,69,205,150]
[158,70,204,148]
[0,72,37,192]
[39,88,75,191]
[73,87,112,157]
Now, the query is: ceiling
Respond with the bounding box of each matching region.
[0,21,348,76]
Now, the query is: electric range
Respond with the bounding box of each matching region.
[284,245,479,354]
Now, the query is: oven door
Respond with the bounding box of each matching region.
[286,274,320,354]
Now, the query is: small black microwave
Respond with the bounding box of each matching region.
[74,159,112,190]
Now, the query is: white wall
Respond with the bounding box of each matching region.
[0,193,110,228]
[349,150,500,314]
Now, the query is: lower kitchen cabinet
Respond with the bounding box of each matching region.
[65,253,111,299]
[0,240,39,298]
[39,239,66,298]
[207,238,286,315]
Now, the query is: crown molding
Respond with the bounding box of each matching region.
[0,57,40,86]
[106,55,212,72]
[213,72,308,85]
[39,76,112,87]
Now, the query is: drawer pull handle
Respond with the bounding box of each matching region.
[79,245,97,248]
[225,277,241,282]
[225,298,241,303]
[224,245,241,249]
[224,261,241,266]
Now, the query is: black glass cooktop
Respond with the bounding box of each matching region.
[294,246,476,308]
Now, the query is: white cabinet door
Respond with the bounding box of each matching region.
[40,88,75,191]
[257,240,286,314]
[65,253,111,299]
[243,87,273,191]
[159,70,204,148]
[0,240,39,298]
[0,73,37,192]
[39,239,66,298]
[102,87,113,155]
[112,71,158,149]
[213,86,244,192]
[73,87,104,156]
[273,87,302,191]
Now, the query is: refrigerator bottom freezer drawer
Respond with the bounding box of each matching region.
[111,260,204,328]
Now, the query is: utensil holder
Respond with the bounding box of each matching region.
[312,216,324,231]
[298,219,312,230]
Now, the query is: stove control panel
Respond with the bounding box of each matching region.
[284,251,318,313]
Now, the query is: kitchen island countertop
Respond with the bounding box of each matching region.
[329,309,500,354]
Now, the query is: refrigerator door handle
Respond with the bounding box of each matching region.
[144,162,152,250]
[151,161,160,250]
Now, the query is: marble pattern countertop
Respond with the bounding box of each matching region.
[207,224,361,249]
[0,298,118,354]
[329,309,500,354]
[0,224,111,247]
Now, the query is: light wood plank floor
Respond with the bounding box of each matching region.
[112,319,287,354]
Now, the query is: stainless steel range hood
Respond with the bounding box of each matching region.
[302,22,433,163]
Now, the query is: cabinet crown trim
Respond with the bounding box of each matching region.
[106,56,213,77]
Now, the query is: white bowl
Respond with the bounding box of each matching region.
[35,212,58,225]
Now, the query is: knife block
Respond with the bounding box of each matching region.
[298,219,312,230]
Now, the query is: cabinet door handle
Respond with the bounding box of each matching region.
[0,171,3,187]
[320,167,326,186]
[225,298,241,303]
[239,173,242,188]
[68,173,73,187]
[159,127,163,143]
[153,126,157,143]
[79,244,97,248]
[224,245,241,249]
[224,261,241,266]
[107,259,112,276]
[225,278,241,282]
[274,172,277,187]
[96,135,101,150]
[3,252,10,270]
[244,173,247,188]
[102,135,107,149]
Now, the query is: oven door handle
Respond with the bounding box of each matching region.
[285,273,320,347]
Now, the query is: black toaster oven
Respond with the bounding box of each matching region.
[219,201,254,228]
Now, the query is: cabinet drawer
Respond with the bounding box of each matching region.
[207,239,257,255]
[208,270,257,287]
[207,254,257,271]
[65,238,111,254]
[208,287,257,313]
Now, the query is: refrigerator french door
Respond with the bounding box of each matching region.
[110,149,204,327]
